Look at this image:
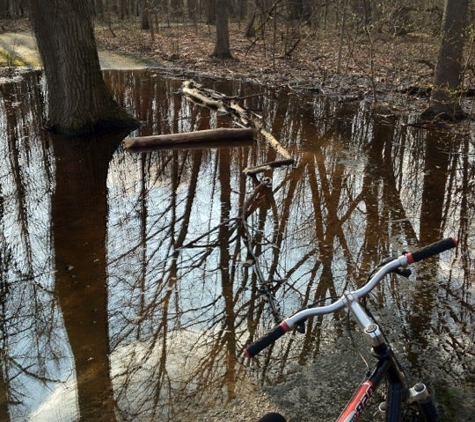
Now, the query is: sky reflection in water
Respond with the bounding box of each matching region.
[0,70,473,421]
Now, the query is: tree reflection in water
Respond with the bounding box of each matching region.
[0,70,473,421]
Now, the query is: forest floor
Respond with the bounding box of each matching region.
[94,19,442,115]
[1,17,474,119]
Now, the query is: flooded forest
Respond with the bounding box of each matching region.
[0,69,473,421]
[0,1,475,421]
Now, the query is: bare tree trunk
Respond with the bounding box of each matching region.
[0,0,9,18]
[95,0,104,19]
[29,0,137,136]
[336,0,348,74]
[141,0,150,30]
[211,0,233,58]
[421,0,469,120]
[206,0,216,24]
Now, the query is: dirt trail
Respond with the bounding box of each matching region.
[0,31,153,69]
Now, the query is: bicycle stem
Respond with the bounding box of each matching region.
[282,256,409,331]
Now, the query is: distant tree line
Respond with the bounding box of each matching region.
[2,0,466,134]
[2,0,446,37]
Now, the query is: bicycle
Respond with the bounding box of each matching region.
[245,237,458,422]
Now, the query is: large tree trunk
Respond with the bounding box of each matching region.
[421,0,469,120]
[29,0,137,136]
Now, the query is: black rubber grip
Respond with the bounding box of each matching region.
[244,322,290,358]
[406,237,457,264]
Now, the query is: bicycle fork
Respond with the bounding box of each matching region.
[337,292,440,422]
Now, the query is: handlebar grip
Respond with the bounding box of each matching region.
[406,237,457,264]
[244,321,290,358]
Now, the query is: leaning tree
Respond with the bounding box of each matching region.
[29,0,137,136]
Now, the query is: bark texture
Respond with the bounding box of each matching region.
[29,0,137,135]
[422,0,469,120]
[211,0,233,59]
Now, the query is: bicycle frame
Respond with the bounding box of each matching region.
[338,296,410,422]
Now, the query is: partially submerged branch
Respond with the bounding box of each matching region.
[181,80,229,113]
[124,128,255,150]
[181,80,295,172]
[243,159,295,175]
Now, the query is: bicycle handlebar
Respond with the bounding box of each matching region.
[243,322,290,358]
[406,236,457,263]
[244,237,457,358]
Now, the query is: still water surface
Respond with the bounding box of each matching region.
[0,70,474,421]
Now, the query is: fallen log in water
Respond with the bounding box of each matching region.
[181,80,295,169]
[125,140,255,153]
[123,128,255,150]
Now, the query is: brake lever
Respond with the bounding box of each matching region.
[395,267,412,278]
[296,319,306,334]
[379,256,411,278]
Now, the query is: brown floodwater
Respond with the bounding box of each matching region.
[0,69,473,422]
